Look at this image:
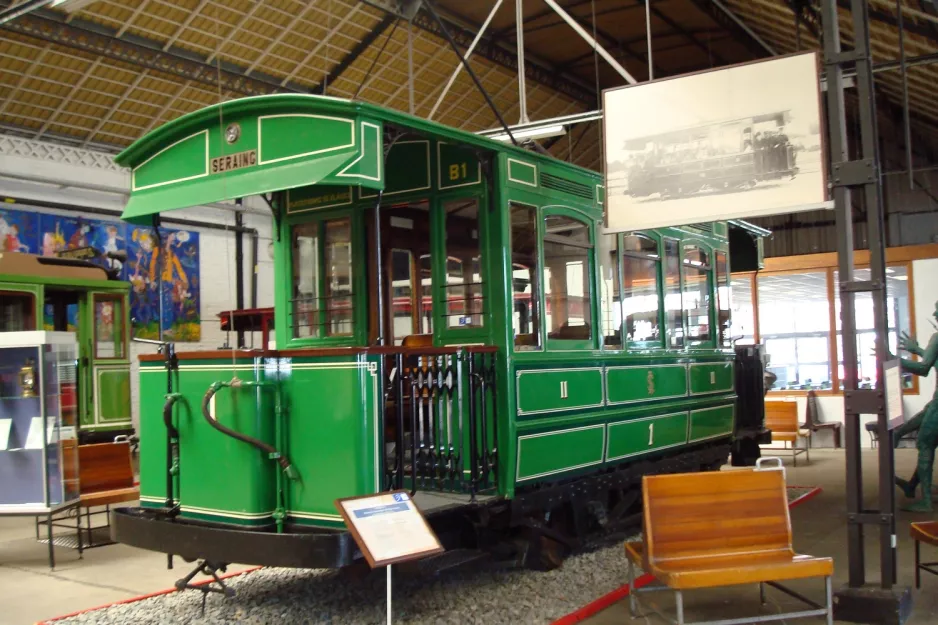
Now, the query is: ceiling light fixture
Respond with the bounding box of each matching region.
[490,124,566,142]
[0,0,95,26]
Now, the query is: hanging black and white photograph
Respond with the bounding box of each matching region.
[603,52,829,233]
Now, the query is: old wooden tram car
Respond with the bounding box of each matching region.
[0,252,132,444]
[111,94,766,570]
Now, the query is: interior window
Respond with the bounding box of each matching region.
[543,214,593,343]
[442,198,483,328]
[94,296,125,359]
[622,234,661,344]
[291,217,353,339]
[510,203,539,350]
[419,254,433,335]
[324,220,353,336]
[715,250,731,347]
[683,244,712,343]
[390,249,415,346]
[599,233,621,348]
[0,292,35,331]
[663,238,683,348]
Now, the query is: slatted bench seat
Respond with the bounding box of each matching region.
[764,400,810,465]
[625,467,833,625]
[911,521,938,588]
[77,442,140,546]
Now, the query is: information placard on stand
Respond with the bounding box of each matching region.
[335,490,444,568]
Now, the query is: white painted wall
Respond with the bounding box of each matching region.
[771,257,938,448]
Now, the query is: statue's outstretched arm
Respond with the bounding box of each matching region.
[902,334,938,377]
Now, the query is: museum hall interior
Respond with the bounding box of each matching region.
[0,0,937,623]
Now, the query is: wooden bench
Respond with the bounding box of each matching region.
[764,400,811,465]
[76,442,140,546]
[911,521,938,588]
[625,468,833,625]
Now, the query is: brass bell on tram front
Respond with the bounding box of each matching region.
[19,358,37,398]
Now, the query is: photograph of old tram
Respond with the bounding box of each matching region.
[603,52,827,234]
[619,110,800,200]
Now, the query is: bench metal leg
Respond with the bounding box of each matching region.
[46,511,54,569]
[825,576,833,625]
[675,590,685,625]
[759,582,766,605]
[916,540,921,589]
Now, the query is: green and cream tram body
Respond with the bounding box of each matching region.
[114,94,759,568]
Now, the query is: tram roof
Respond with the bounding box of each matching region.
[114,94,601,224]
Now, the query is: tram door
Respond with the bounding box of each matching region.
[370,200,433,347]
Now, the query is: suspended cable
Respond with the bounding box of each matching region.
[354,17,401,100]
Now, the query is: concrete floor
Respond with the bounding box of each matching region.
[2,450,936,624]
[584,448,938,625]
[0,505,251,625]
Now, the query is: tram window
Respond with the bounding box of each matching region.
[622,234,661,345]
[599,233,621,348]
[0,292,35,331]
[715,250,731,347]
[682,245,712,343]
[390,249,414,346]
[443,198,483,329]
[93,296,125,359]
[663,238,683,348]
[544,215,593,344]
[291,217,353,339]
[510,203,539,350]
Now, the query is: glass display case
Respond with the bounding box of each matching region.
[0,331,80,514]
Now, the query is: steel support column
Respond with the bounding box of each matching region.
[824,0,912,619]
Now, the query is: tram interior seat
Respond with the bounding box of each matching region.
[401,334,433,349]
[550,322,591,341]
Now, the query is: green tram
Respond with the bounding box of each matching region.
[111,94,766,570]
[0,252,132,443]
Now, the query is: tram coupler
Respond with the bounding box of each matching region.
[175,559,236,614]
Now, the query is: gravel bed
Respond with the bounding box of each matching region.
[52,486,814,623]
[53,532,641,625]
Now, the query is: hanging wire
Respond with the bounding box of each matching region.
[354,18,401,100]
[591,0,604,172]
[212,0,237,367]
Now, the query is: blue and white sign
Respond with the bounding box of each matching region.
[336,491,443,568]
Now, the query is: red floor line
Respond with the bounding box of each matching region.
[551,573,655,625]
[788,486,823,509]
[39,566,262,623]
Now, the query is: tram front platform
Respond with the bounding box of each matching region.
[582,449,938,625]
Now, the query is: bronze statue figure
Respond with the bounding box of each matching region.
[894,301,938,512]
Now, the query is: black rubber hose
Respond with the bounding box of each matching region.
[164,395,180,439]
[202,382,292,472]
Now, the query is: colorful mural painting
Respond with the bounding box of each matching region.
[0,208,40,254]
[124,227,201,342]
[0,205,201,342]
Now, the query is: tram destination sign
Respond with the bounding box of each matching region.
[602,52,831,233]
[211,149,257,174]
[335,491,444,568]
